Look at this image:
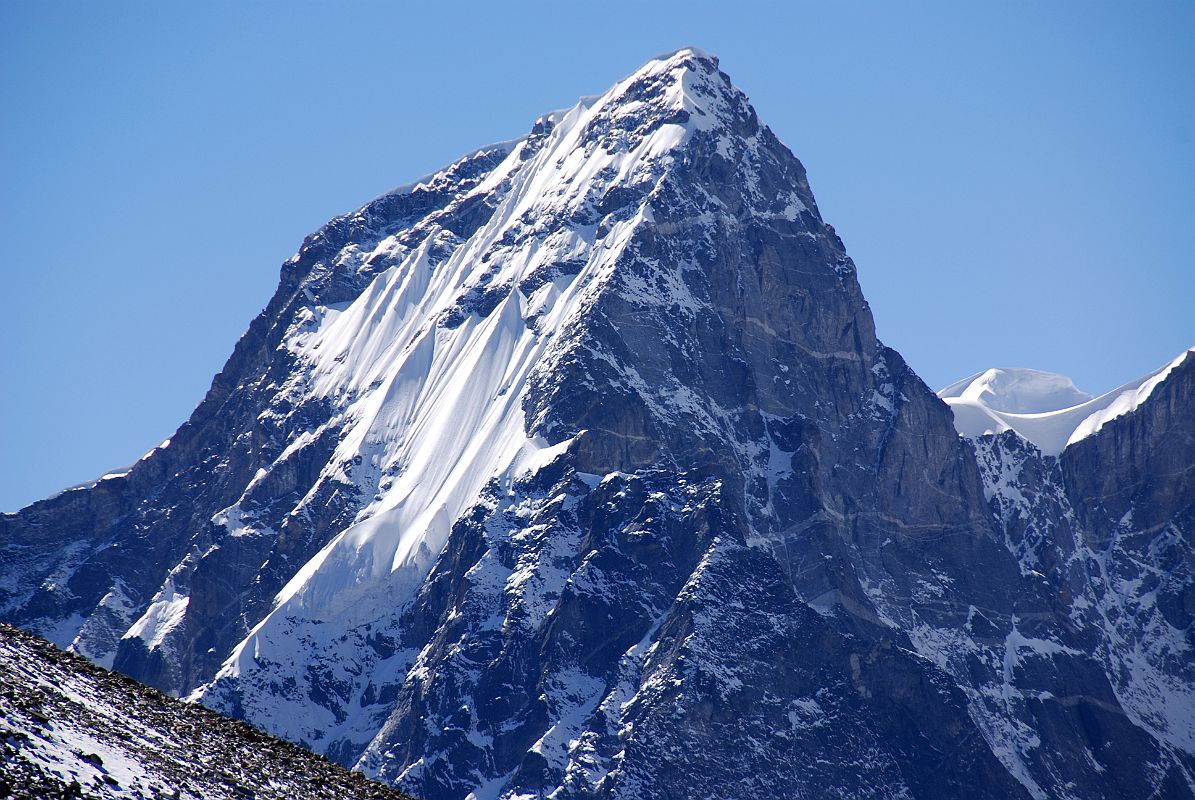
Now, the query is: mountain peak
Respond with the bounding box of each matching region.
[939,367,1093,414]
[648,45,718,64]
[159,50,827,693]
[535,46,746,144]
[623,45,722,92]
[624,46,721,84]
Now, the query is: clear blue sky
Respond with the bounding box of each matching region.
[2,2,1192,511]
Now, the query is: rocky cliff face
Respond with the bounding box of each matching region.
[968,351,1195,759]
[2,49,1192,799]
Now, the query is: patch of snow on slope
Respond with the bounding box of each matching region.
[122,580,188,652]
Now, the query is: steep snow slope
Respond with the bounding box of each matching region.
[0,623,411,800]
[940,348,1195,455]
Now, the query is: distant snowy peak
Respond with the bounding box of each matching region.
[938,367,1093,414]
[939,348,1195,455]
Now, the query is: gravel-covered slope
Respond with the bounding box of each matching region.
[0,623,415,800]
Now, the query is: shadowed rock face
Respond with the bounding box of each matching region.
[3,50,1193,799]
[973,353,1195,767]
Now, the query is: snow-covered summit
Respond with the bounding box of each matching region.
[940,348,1195,455]
[382,47,725,205]
[939,368,1093,414]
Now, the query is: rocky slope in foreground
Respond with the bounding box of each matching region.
[0,623,414,800]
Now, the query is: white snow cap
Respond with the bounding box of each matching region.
[652,45,717,63]
[939,348,1195,456]
[940,368,1093,414]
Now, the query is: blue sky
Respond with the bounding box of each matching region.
[2,2,1192,511]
